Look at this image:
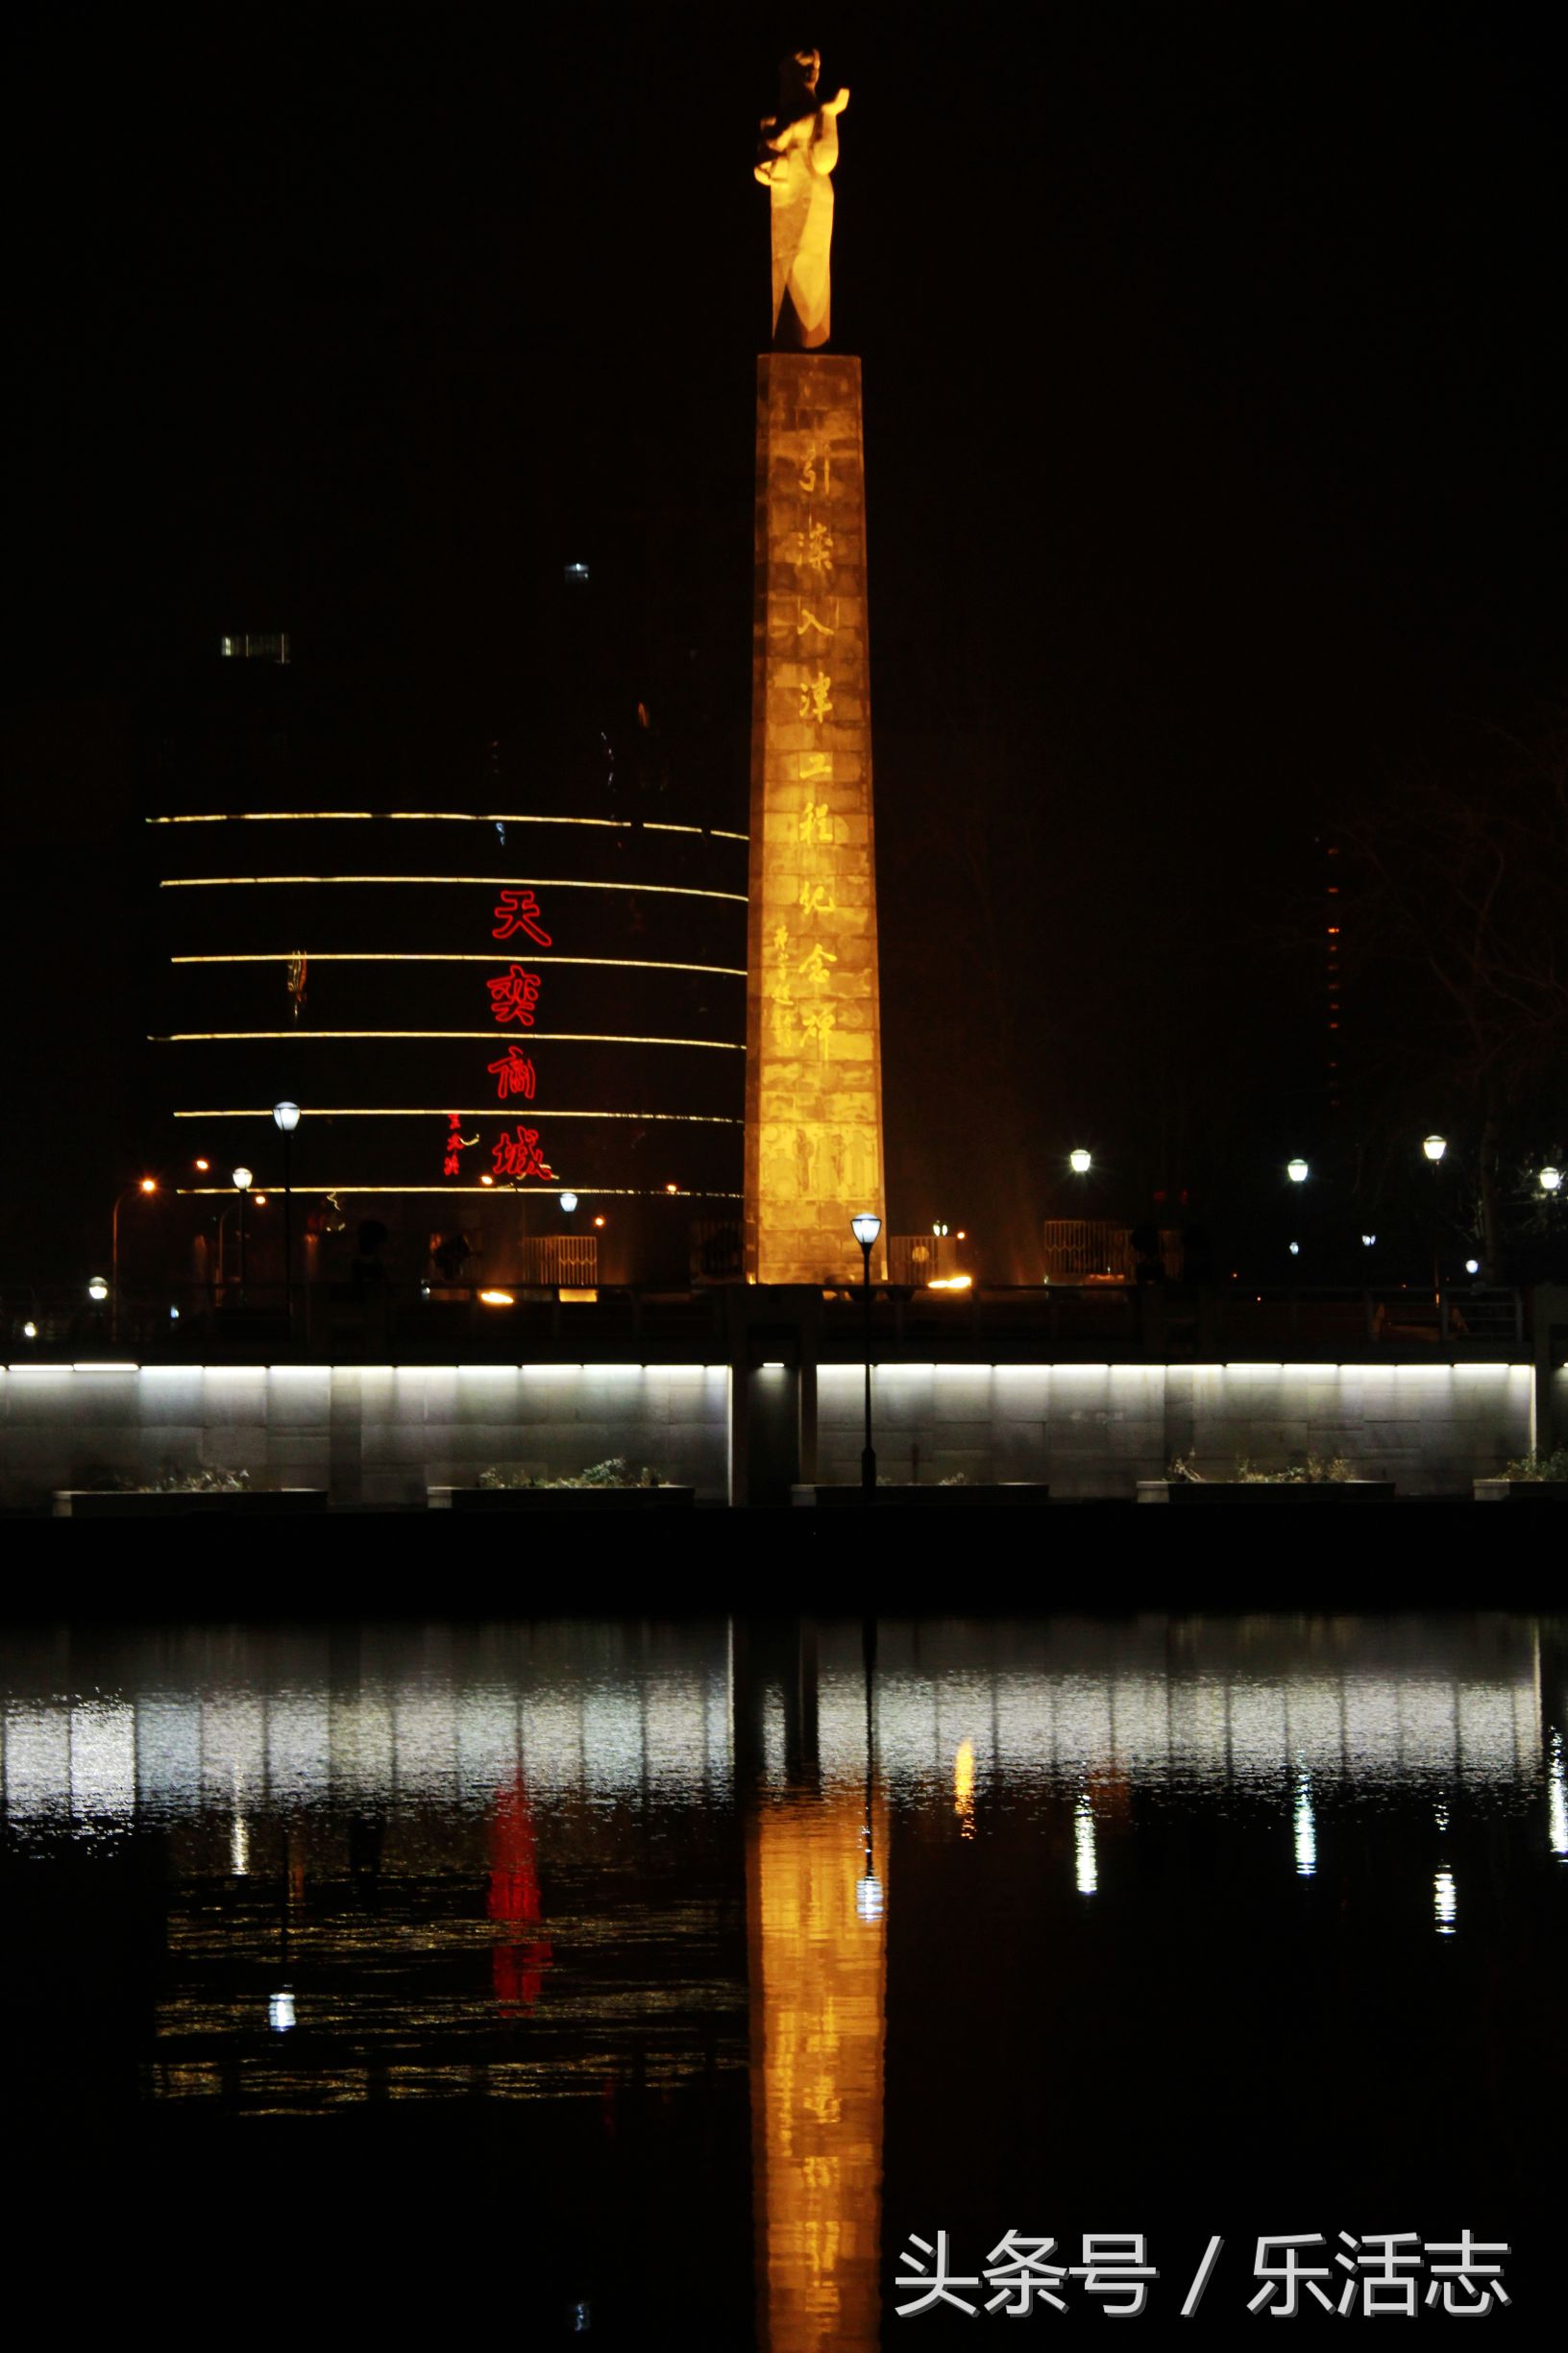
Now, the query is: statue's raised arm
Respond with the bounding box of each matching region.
[755,48,848,351]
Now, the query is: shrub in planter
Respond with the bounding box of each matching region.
[432,1458,694,1510]
[1142,1453,1393,1503]
[54,1464,326,1516]
[1475,1446,1568,1502]
[1499,1447,1568,1483]
[478,1457,668,1490]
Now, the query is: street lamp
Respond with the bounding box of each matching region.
[1541,1166,1563,1194]
[233,1166,253,1300]
[850,1213,882,1498]
[110,1176,158,1341]
[1420,1135,1449,1292]
[273,1102,300,1334]
[1068,1148,1091,1176]
[1286,1158,1309,1184]
[559,1190,578,1213]
[86,1277,109,1304]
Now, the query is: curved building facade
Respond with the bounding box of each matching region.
[150,649,747,1287]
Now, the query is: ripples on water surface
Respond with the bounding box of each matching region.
[2,1615,1563,2342]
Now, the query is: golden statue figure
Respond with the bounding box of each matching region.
[755,48,849,351]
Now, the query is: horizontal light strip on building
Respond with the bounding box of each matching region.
[171,952,746,976]
[156,1030,745,1048]
[159,875,747,901]
[174,1108,742,1123]
[149,812,748,841]
[178,1185,744,1199]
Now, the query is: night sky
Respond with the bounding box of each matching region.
[7,3,1564,1286]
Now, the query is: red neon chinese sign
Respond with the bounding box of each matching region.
[442,1110,470,1179]
[492,1124,557,1182]
[441,882,563,1182]
[487,963,543,1027]
[487,1044,538,1101]
[492,888,552,947]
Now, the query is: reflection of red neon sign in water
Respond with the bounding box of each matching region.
[492,1125,557,1182]
[486,1044,537,1101]
[487,964,543,1026]
[492,888,552,948]
[488,1777,552,2011]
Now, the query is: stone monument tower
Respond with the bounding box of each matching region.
[745,49,887,1285]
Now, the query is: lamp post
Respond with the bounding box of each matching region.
[233,1166,253,1300]
[850,1213,881,1497]
[273,1102,300,1333]
[110,1177,158,1342]
[1286,1158,1309,1185]
[1068,1148,1091,1176]
[1540,1166,1563,1195]
[1422,1134,1448,1294]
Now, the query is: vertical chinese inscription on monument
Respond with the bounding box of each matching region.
[745,353,886,1283]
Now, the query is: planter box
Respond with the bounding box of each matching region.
[792,1483,1051,1507]
[1474,1479,1568,1503]
[428,1485,696,1510]
[53,1488,328,1518]
[1137,1480,1396,1504]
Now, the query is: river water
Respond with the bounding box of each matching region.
[2,1614,1563,2340]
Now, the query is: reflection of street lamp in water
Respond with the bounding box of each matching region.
[271,1822,296,2032]
[856,1615,884,1922]
[1074,1792,1098,1895]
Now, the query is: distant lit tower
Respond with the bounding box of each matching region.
[1322,837,1344,1115]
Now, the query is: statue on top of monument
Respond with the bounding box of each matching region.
[754,47,849,351]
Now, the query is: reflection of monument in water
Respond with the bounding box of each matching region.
[738,1615,888,2353]
[747,1783,888,2353]
[746,48,887,1285]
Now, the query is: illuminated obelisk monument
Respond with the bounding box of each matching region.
[745,48,887,1286]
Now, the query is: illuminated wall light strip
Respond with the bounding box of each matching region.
[170,953,747,976]
[174,1108,742,1124]
[156,1030,745,1049]
[43,1361,733,1374]
[148,811,747,840]
[178,1185,745,1198]
[149,812,373,823]
[159,875,747,902]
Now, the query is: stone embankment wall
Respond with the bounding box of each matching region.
[0,1359,1547,1505]
[0,1363,730,1507]
[816,1362,1536,1496]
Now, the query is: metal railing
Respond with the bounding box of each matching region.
[1,1281,1532,1365]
